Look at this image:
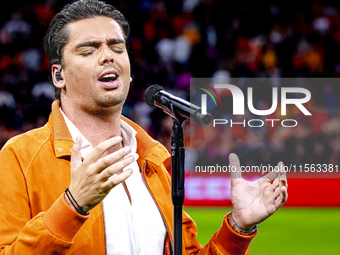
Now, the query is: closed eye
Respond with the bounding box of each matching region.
[80,52,93,56]
[110,45,124,54]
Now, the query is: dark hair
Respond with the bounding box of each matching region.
[44,0,130,100]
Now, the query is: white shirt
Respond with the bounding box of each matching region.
[60,110,166,255]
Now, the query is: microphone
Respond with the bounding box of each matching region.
[144,85,212,125]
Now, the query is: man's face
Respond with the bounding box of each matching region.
[57,16,130,113]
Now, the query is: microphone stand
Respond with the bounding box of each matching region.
[144,85,212,254]
[170,115,186,255]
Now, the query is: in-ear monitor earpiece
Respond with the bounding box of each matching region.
[56,71,63,81]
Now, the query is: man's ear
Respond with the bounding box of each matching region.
[52,64,66,89]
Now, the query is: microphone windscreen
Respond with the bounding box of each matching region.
[144,84,164,108]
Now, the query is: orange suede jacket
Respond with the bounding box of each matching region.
[0,101,255,254]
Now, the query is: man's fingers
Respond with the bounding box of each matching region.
[70,135,83,170]
[95,146,132,173]
[282,185,288,203]
[101,169,133,191]
[263,161,284,181]
[280,175,288,202]
[273,165,288,209]
[280,175,288,188]
[98,155,135,181]
[229,153,242,179]
[278,169,288,201]
[84,136,123,164]
[275,186,288,209]
[274,185,281,198]
[272,177,280,189]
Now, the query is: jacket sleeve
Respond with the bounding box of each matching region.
[182,210,255,255]
[0,143,89,255]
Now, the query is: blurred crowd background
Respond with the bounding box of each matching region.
[1,0,340,170]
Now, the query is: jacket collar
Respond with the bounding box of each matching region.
[47,100,74,158]
[48,100,170,166]
[121,116,170,167]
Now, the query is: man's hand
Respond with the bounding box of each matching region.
[66,135,134,213]
[229,153,288,231]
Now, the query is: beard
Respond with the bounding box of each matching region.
[84,85,129,115]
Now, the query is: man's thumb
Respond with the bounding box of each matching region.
[229,153,243,179]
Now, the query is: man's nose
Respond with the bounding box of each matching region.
[99,46,114,65]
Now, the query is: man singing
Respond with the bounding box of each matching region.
[0,0,287,254]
